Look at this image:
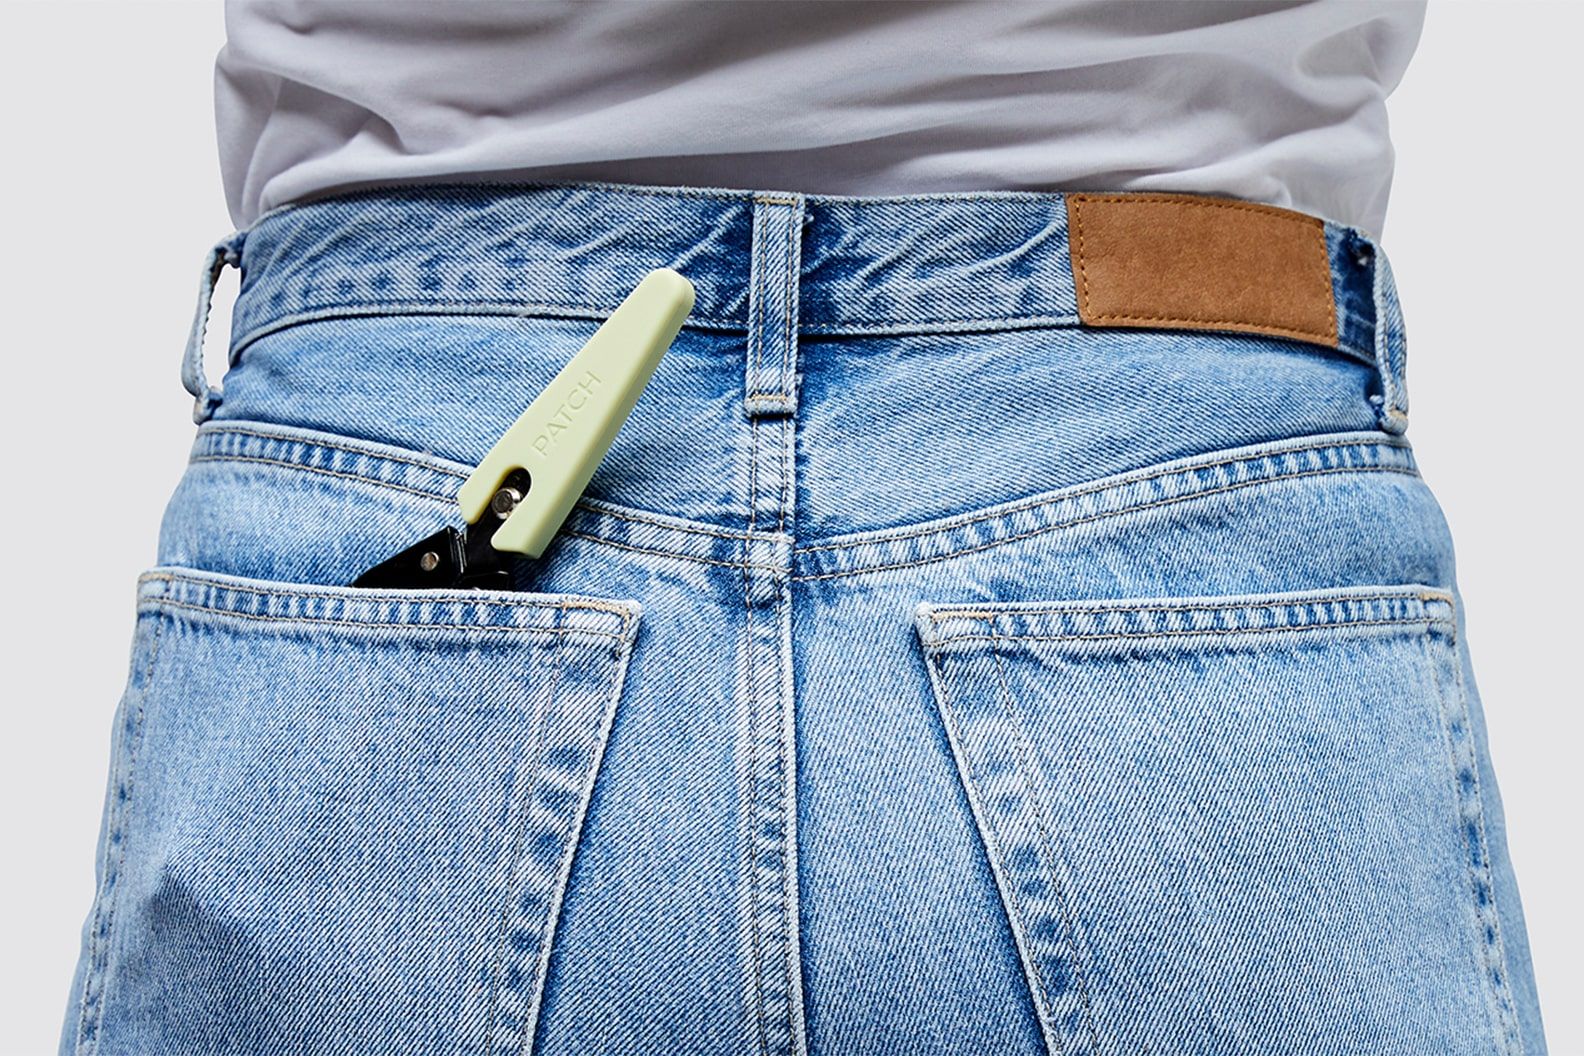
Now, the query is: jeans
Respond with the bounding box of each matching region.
[62,183,1545,1055]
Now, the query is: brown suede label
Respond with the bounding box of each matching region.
[1066,193,1338,347]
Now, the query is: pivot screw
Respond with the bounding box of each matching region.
[489,469,532,519]
[490,486,523,519]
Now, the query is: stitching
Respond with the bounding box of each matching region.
[569,503,760,542]
[777,217,805,1055]
[764,212,798,543]
[1431,617,1525,1054]
[776,413,791,539]
[228,298,1054,343]
[557,530,782,573]
[511,612,569,1056]
[199,434,766,546]
[518,633,632,1056]
[1071,197,1093,325]
[932,591,1454,622]
[743,412,770,1056]
[798,314,1079,334]
[797,438,1410,554]
[195,444,1411,578]
[1069,194,1336,345]
[988,637,1100,1049]
[76,612,166,1055]
[934,616,1452,644]
[481,616,567,1051]
[190,454,457,503]
[197,426,765,543]
[769,540,795,1051]
[238,185,1365,348]
[779,202,799,405]
[1370,254,1401,418]
[197,425,468,477]
[795,463,1417,581]
[932,653,1064,1056]
[1308,213,1340,343]
[1081,314,1333,344]
[140,597,630,638]
[751,205,768,392]
[138,571,635,619]
[227,304,746,360]
[1072,193,1326,226]
[231,300,1371,358]
[742,198,802,1051]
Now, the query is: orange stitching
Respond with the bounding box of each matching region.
[1078,313,1335,344]
[1070,193,1325,228]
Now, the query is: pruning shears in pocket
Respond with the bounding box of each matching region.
[352,269,695,590]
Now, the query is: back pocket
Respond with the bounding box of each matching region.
[915,584,1520,1056]
[71,567,640,1056]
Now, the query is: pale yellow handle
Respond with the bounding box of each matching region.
[456,268,695,557]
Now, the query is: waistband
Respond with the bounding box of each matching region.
[182,181,1408,432]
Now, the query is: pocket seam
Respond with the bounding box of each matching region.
[932,617,1452,646]
[78,567,642,1055]
[926,589,1452,623]
[929,635,1098,1056]
[479,621,572,1053]
[75,611,166,1056]
[917,583,1519,1052]
[920,585,1454,651]
[137,567,640,640]
[1425,623,1525,1055]
[985,635,1102,1052]
[142,597,635,641]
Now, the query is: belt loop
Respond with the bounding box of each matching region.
[1368,242,1410,435]
[744,194,807,417]
[182,234,243,425]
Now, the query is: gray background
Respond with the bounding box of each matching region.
[1,2,1577,1053]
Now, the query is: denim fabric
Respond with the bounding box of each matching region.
[65,183,1543,1055]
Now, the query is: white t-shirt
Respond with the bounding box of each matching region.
[216,1,1425,236]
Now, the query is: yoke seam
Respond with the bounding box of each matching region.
[798,437,1409,554]
[794,463,1417,581]
[196,428,773,543]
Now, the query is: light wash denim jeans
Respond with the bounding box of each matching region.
[63,184,1545,1055]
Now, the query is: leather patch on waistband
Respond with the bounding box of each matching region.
[1066,193,1338,347]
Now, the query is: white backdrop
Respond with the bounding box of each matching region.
[1,2,1577,1053]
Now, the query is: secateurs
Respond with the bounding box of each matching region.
[351,268,696,589]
